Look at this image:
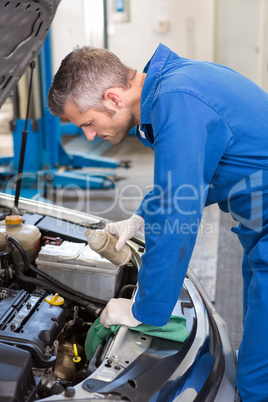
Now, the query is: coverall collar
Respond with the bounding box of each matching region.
[140,43,171,125]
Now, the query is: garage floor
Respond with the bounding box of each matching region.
[0,100,243,351]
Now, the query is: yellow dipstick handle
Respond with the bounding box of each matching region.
[73,344,81,363]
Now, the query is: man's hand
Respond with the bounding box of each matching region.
[100,298,141,328]
[105,214,144,251]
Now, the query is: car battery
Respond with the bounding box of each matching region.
[35,241,123,302]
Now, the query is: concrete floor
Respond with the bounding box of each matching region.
[0,100,243,351]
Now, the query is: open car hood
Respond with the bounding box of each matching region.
[0,0,61,108]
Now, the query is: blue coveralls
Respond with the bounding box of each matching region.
[132,44,268,401]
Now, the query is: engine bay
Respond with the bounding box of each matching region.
[0,210,139,400]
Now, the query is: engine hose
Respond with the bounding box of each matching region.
[16,262,102,317]
[5,235,103,316]
[0,243,15,286]
[117,284,136,298]
[0,242,15,257]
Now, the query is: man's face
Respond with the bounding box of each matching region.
[64,101,134,145]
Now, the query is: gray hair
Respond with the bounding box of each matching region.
[48,46,136,116]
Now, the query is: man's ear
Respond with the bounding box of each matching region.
[103,88,125,109]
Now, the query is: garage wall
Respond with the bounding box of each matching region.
[51,0,268,89]
[51,0,87,73]
[51,0,105,74]
[51,0,216,74]
[107,0,216,71]
[259,0,268,91]
[215,0,264,84]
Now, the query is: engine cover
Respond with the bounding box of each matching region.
[0,287,65,367]
[0,343,40,402]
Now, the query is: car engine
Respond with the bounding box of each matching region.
[0,212,138,401]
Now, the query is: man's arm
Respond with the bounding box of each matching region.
[132,92,233,326]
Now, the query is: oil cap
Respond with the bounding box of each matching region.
[45,293,64,306]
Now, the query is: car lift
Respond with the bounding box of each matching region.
[0,33,130,199]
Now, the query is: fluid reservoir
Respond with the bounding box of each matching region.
[0,215,41,263]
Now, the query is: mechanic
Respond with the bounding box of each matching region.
[48,44,268,401]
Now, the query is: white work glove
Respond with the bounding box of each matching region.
[100,298,141,328]
[105,214,144,251]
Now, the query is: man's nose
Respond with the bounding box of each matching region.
[83,127,97,141]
